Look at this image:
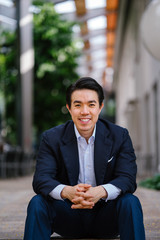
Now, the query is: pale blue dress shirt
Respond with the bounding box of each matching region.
[49,125,121,201]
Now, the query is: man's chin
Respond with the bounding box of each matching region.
[78,126,93,134]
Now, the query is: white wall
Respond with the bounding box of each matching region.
[114,1,160,177]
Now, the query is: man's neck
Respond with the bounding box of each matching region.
[74,125,96,143]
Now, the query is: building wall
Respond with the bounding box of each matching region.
[114,0,160,177]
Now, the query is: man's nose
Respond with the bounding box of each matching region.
[81,105,89,114]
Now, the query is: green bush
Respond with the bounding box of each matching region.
[0,2,80,146]
[33,2,79,140]
[139,174,160,190]
[0,28,17,144]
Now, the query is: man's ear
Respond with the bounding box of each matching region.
[100,102,104,111]
[66,104,70,112]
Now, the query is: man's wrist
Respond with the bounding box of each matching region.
[100,186,108,199]
[49,184,66,200]
[61,185,71,199]
[61,186,67,199]
[102,184,121,201]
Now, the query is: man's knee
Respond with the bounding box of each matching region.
[27,194,47,215]
[116,193,142,213]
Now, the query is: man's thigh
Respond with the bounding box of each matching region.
[51,199,88,237]
[51,199,118,238]
[51,199,119,238]
[88,200,119,238]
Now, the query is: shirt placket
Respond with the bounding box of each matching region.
[84,143,89,184]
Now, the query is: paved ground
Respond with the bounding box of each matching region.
[0,175,160,240]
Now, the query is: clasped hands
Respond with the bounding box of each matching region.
[61,183,107,209]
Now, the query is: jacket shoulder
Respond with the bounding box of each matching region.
[98,118,128,136]
[42,120,73,142]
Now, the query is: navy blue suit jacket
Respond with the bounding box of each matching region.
[33,119,137,198]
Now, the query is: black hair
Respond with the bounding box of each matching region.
[66,77,104,108]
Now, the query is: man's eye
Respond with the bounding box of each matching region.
[75,104,81,107]
[89,104,95,107]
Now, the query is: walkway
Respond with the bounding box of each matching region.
[0,175,160,240]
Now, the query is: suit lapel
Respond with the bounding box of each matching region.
[94,121,113,185]
[60,122,79,186]
[60,120,113,186]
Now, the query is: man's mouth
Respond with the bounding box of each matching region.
[79,118,90,123]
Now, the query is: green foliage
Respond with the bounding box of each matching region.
[106,98,116,117]
[0,2,79,145]
[139,174,160,190]
[0,28,17,144]
[33,2,79,138]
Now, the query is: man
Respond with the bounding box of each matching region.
[24,77,145,240]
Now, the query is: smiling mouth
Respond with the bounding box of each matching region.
[79,118,90,123]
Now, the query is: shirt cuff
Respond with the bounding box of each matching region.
[102,184,121,202]
[49,184,66,200]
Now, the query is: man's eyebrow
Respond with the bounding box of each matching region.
[73,100,81,104]
[88,100,97,103]
[73,100,97,104]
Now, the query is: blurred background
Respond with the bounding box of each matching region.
[0,0,160,183]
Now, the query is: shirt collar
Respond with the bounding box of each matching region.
[74,124,96,143]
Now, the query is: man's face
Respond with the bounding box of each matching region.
[66,89,103,141]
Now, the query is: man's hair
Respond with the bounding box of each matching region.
[66,77,104,108]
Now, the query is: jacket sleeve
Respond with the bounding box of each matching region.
[32,131,61,197]
[109,128,137,194]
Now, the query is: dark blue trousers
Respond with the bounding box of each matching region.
[23,193,145,240]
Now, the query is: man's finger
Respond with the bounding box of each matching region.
[76,191,92,199]
[71,205,93,209]
[77,184,91,191]
[71,201,94,209]
[72,196,84,204]
[72,198,94,206]
[77,183,91,187]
